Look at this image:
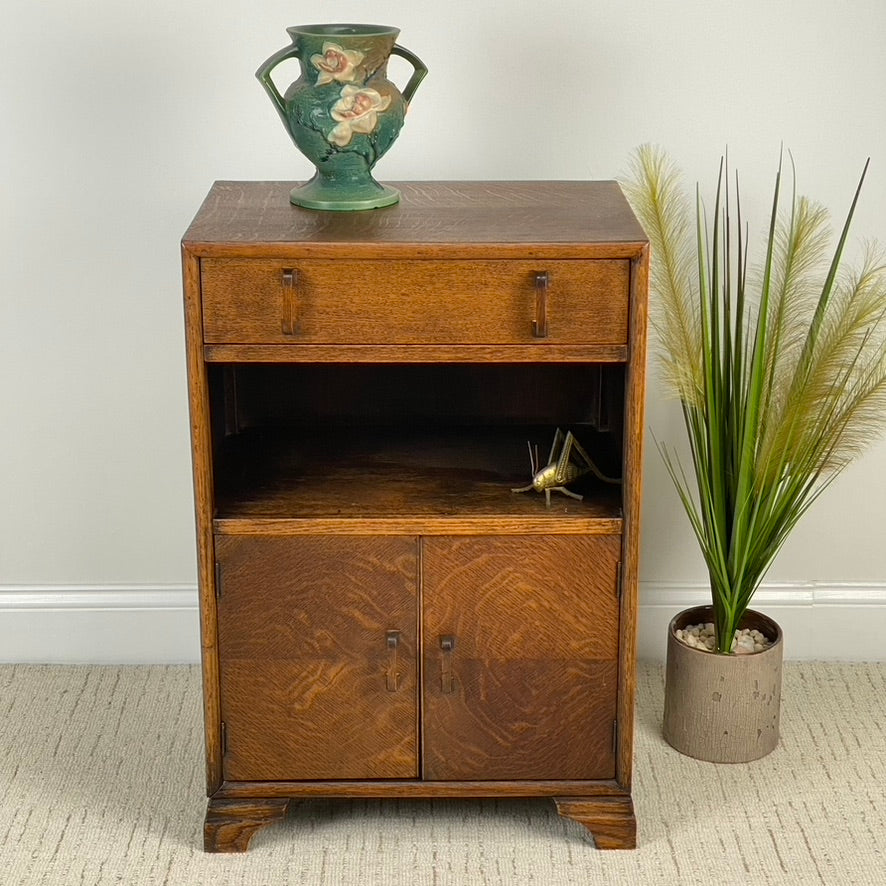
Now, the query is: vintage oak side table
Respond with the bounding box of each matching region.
[181,181,649,851]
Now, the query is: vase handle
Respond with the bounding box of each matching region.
[255,41,302,124]
[390,44,428,106]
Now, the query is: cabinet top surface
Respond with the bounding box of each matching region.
[182,181,647,254]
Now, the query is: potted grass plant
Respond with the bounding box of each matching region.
[621,145,886,761]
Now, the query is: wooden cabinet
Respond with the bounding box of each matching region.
[182,181,649,852]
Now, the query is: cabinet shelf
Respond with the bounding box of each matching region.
[213,427,622,535]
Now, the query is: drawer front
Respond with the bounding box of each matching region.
[201,258,629,345]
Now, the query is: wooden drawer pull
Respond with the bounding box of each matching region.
[533,271,550,338]
[440,635,456,693]
[385,630,401,692]
[281,268,298,335]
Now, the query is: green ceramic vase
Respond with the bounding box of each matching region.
[256,23,428,211]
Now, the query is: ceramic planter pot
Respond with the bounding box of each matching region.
[256,23,427,211]
[662,605,783,763]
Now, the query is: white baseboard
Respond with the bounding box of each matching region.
[0,585,201,664]
[1,582,884,663]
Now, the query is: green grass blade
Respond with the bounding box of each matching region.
[621,146,886,654]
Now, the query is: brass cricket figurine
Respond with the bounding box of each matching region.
[511,428,621,506]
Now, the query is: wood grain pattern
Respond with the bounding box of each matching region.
[616,243,650,789]
[182,181,648,256]
[214,779,627,799]
[214,516,623,536]
[421,535,621,781]
[203,798,290,853]
[181,246,224,794]
[201,258,629,346]
[203,342,630,363]
[215,535,419,780]
[554,796,637,849]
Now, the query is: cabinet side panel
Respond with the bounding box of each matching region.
[216,535,419,781]
[422,535,621,781]
[617,244,650,789]
[182,247,222,794]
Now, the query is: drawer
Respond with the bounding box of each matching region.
[201,258,629,345]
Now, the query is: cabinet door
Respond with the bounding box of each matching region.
[422,535,621,781]
[215,535,418,780]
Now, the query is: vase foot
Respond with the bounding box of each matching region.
[289,177,400,211]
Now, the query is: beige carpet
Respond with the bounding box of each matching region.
[2,662,885,885]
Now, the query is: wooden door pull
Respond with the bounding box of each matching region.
[533,271,550,338]
[385,630,401,692]
[440,635,456,693]
[281,268,298,335]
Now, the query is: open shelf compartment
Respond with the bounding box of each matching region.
[208,362,625,534]
[213,425,623,533]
